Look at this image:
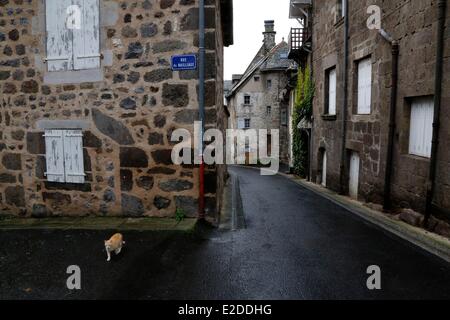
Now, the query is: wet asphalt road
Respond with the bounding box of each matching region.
[1,166,450,300]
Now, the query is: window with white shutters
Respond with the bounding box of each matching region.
[237,118,245,129]
[45,0,100,72]
[409,97,434,158]
[357,57,372,115]
[326,67,337,115]
[44,129,85,184]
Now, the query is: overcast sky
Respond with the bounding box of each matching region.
[224,0,298,80]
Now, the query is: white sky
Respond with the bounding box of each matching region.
[224,0,298,80]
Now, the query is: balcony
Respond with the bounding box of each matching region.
[288,27,310,61]
[289,0,312,19]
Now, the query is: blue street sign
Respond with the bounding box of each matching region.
[171,54,197,71]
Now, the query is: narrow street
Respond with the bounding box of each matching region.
[1,166,450,300]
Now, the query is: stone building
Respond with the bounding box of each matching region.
[288,0,450,221]
[227,21,297,166]
[0,0,233,221]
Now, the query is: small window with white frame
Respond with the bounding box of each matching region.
[244,119,251,129]
[244,95,251,105]
[44,129,85,184]
[45,0,100,72]
[325,67,337,115]
[266,106,272,117]
[357,57,372,115]
[267,79,272,89]
[408,97,434,158]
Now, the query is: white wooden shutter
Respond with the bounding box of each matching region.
[63,130,85,184]
[237,118,245,129]
[44,130,66,182]
[46,0,74,71]
[409,97,434,158]
[328,68,337,115]
[322,151,327,187]
[73,0,100,70]
[357,58,372,114]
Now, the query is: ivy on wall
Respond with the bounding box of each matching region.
[292,66,315,177]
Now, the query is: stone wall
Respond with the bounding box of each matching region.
[311,0,450,216]
[228,71,291,165]
[0,0,226,218]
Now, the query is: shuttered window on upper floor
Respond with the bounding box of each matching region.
[357,57,372,115]
[409,97,434,158]
[44,129,85,184]
[326,67,337,115]
[45,0,100,72]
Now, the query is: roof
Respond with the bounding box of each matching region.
[224,80,233,93]
[227,41,297,98]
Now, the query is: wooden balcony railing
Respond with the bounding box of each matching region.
[289,27,309,51]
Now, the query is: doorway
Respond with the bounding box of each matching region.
[321,150,327,187]
[349,151,360,199]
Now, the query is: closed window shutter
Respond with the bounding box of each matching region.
[238,118,245,129]
[45,0,74,71]
[409,97,434,158]
[328,68,337,115]
[44,130,66,182]
[63,130,86,184]
[357,58,372,114]
[73,0,100,70]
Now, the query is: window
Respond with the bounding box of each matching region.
[244,119,251,129]
[326,67,337,115]
[46,0,100,72]
[267,106,272,116]
[254,76,260,82]
[244,95,251,105]
[267,79,272,89]
[44,129,85,184]
[357,57,372,115]
[337,0,346,18]
[409,97,434,158]
[281,109,288,126]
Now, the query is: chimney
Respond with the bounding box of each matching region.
[263,20,276,52]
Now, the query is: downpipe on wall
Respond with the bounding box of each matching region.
[379,29,399,211]
[339,0,349,194]
[198,0,206,220]
[425,0,447,226]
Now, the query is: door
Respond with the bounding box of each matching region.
[322,151,327,187]
[349,152,360,199]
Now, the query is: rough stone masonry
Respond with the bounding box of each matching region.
[0,0,232,220]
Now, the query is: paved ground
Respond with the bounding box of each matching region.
[1,166,450,300]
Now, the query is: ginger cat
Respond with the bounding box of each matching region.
[104,233,125,262]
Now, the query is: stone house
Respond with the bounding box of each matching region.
[0,0,233,221]
[227,21,297,166]
[288,0,450,221]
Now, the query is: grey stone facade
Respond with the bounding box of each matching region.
[227,21,297,166]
